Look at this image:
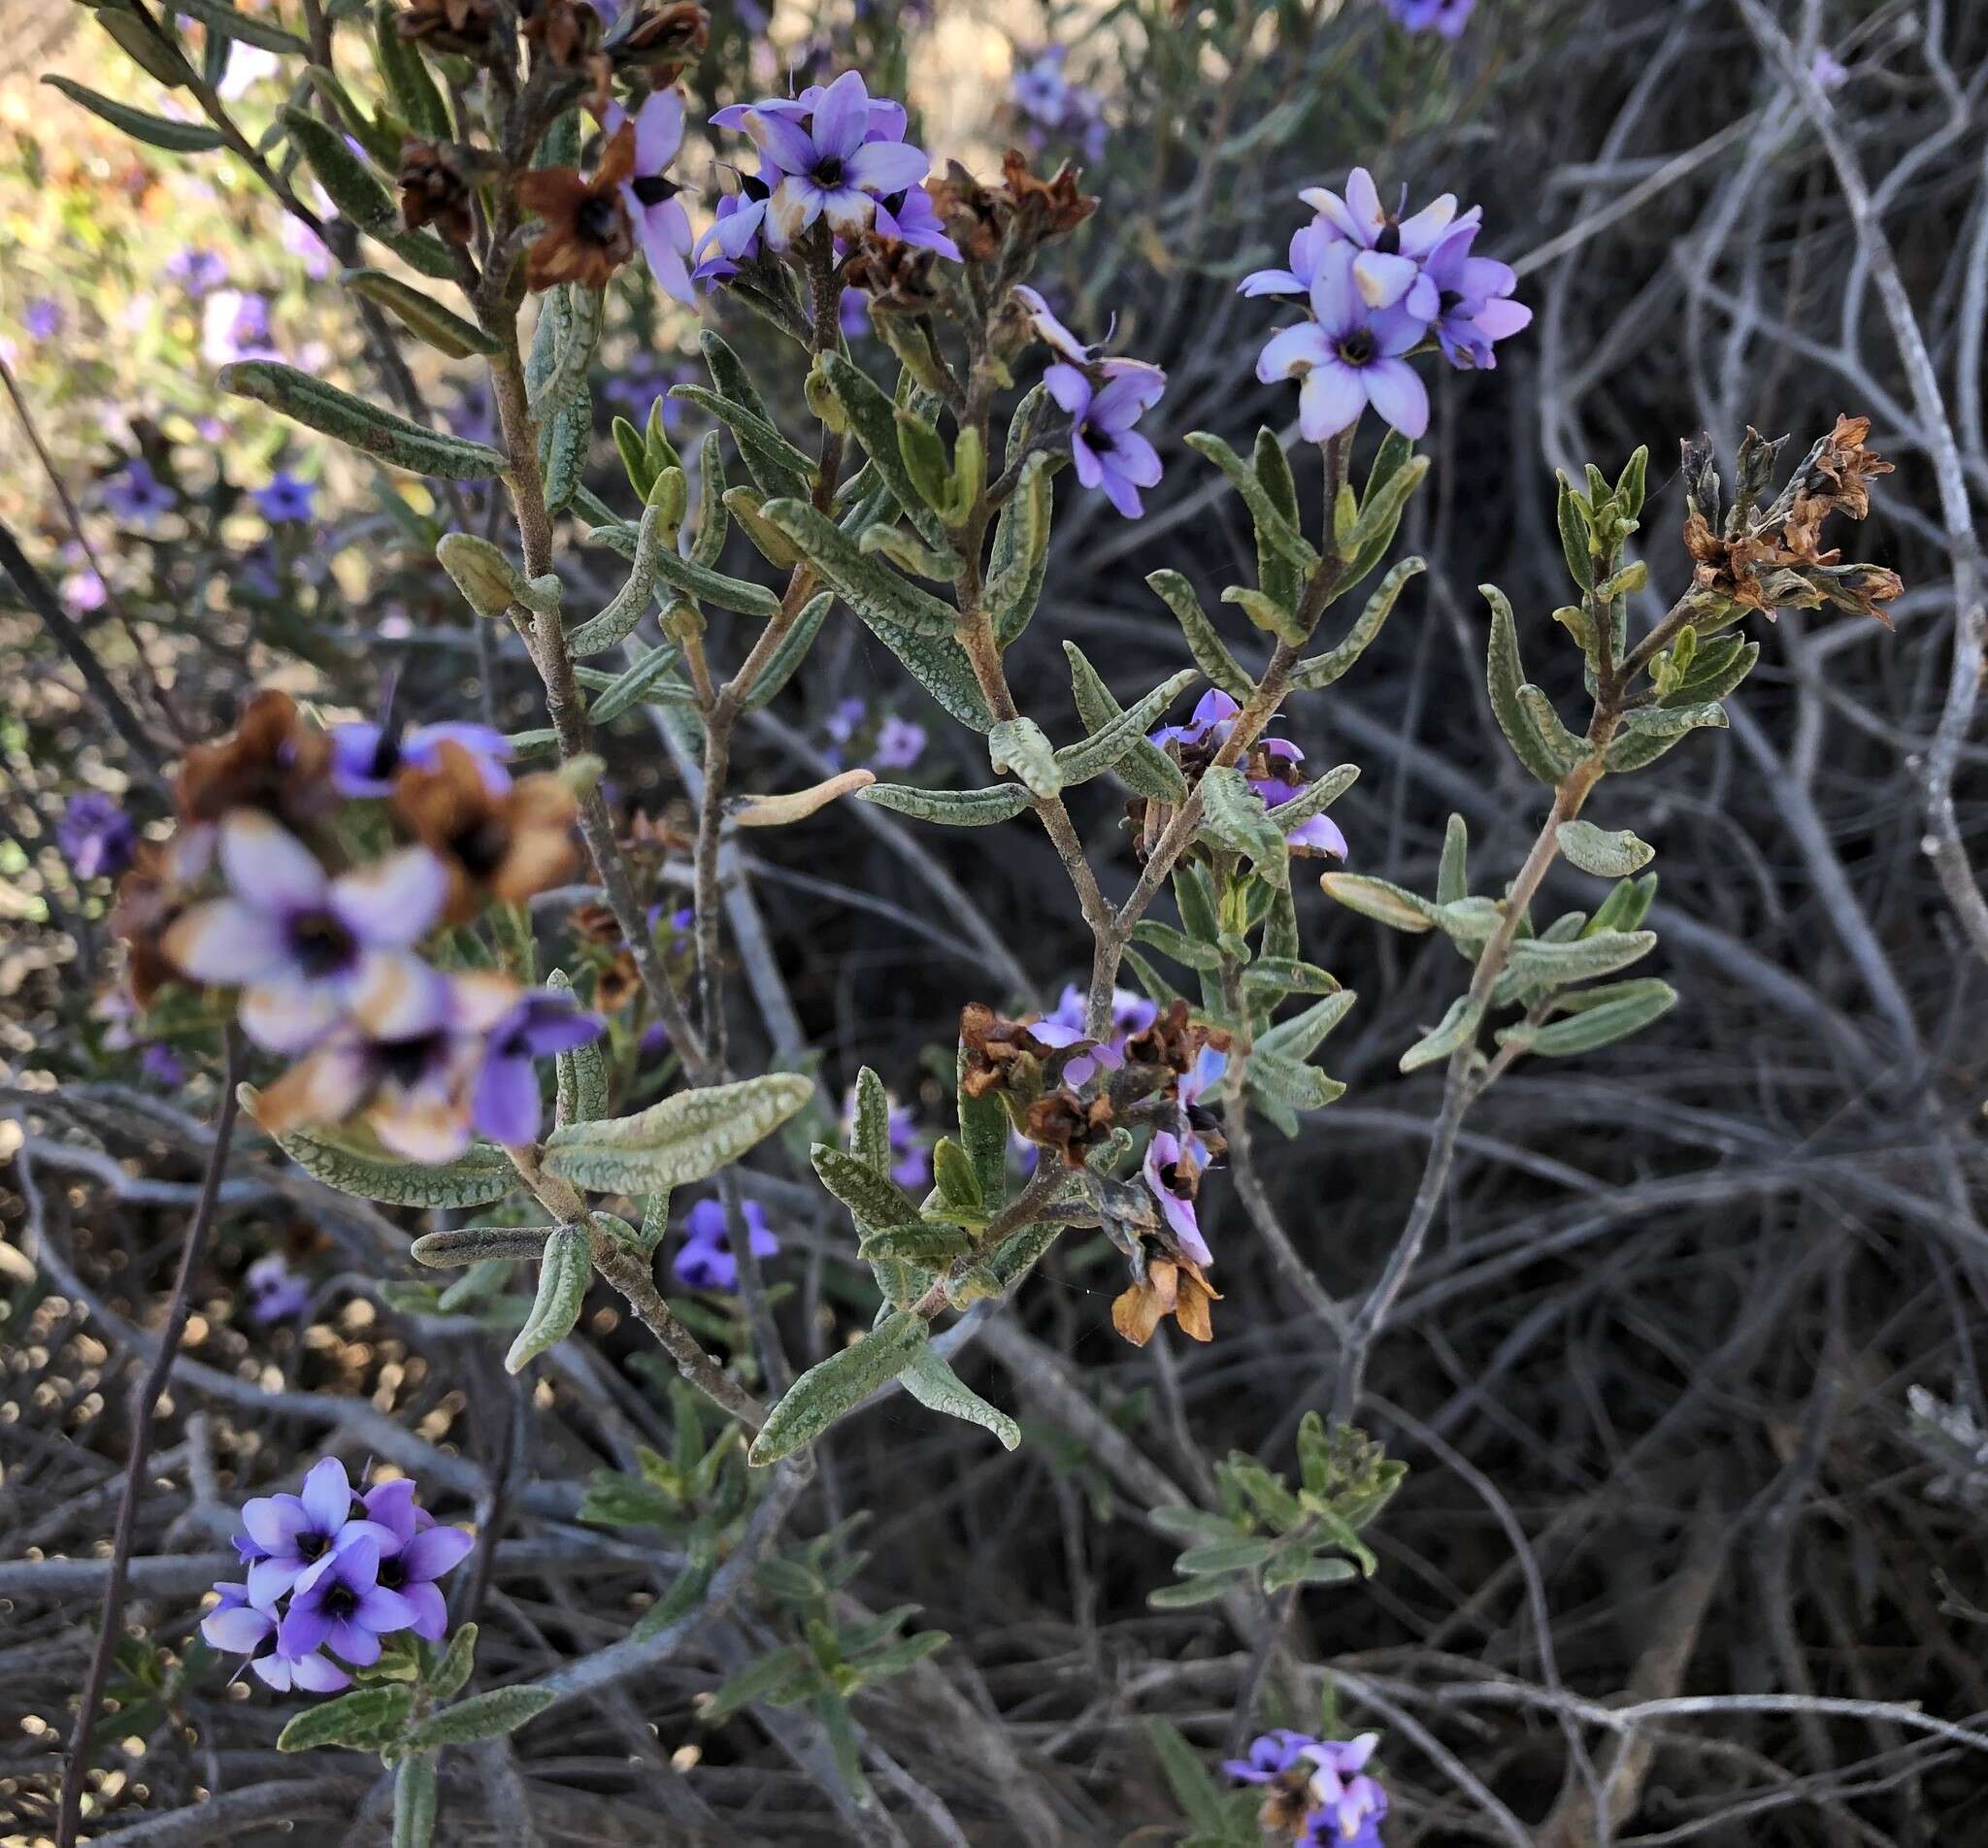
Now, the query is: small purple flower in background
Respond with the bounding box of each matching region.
[166,247,228,294]
[236,543,283,601]
[840,289,873,340]
[160,810,450,1055]
[246,1252,311,1324]
[23,297,61,341]
[1224,1728,1321,1784]
[1143,1129,1212,1264]
[103,458,176,523]
[1029,984,1158,1087]
[1012,48,1070,123]
[281,214,334,280]
[253,471,315,524]
[141,1043,187,1086]
[887,1102,931,1190]
[871,714,926,771]
[1382,0,1474,36]
[822,696,867,769]
[204,289,276,367]
[673,1197,779,1292]
[471,989,605,1146]
[605,91,696,303]
[1044,358,1166,518]
[57,791,136,881]
[217,42,282,98]
[200,1584,351,1693]
[718,70,932,248]
[63,568,108,612]
[330,715,512,799]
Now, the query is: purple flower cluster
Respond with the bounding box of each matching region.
[58,791,137,881]
[203,1460,471,1694]
[1015,286,1167,518]
[1142,1044,1225,1262]
[1227,1731,1388,1847]
[1152,691,1349,859]
[1011,48,1108,162]
[1028,983,1157,1088]
[673,1196,780,1292]
[823,698,927,772]
[1381,0,1474,36]
[697,71,957,281]
[1242,169,1529,442]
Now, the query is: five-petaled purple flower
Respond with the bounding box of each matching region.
[201,1584,351,1693]
[1044,358,1167,518]
[606,91,696,303]
[236,1457,390,1606]
[166,248,228,294]
[716,71,933,249]
[254,471,315,524]
[24,298,61,342]
[57,791,136,881]
[360,1479,475,1641]
[473,989,605,1147]
[278,1534,417,1668]
[1256,245,1430,443]
[104,458,175,522]
[329,715,511,800]
[673,1197,779,1292]
[1227,1730,1388,1848]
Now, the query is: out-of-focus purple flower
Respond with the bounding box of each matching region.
[673,1196,779,1292]
[330,717,511,799]
[604,91,696,303]
[1224,1728,1322,1783]
[1044,359,1166,518]
[63,568,108,612]
[103,458,176,522]
[1300,167,1460,315]
[166,248,228,294]
[719,71,931,248]
[141,1043,187,1086]
[23,297,61,341]
[360,1479,473,1642]
[281,214,334,280]
[471,988,605,1147]
[871,715,926,770]
[236,543,283,600]
[447,380,497,446]
[217,42,282,97]
[840,288,873,339]
[825,697,867,743]
[1028,983,1158,1087]
[57,791,136,881]
[247,1252,311,1324]
[201,1584,351,1693]
[887,1101,931,1189]
[1255,245,1428,443]
[204,289,275,367]
[1420,222,1530,370]
[1811,47,1850,90]
[278,1534,417,1668]
[1301,1735,1388,1846]
[253,471,315,523]
[160,811,450,1055]
[237,1457,391,1606]
[1382,0,1474,38]
[1012,48,1070,122]
[1142,1129,1211,1264]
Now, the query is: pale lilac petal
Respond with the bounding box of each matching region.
[1298,363,1367,442]
[1100,465,1145,518]
[1396,192,1458,255]
[1070,432,1104,491]
[362,1480,419,1551]
[1256,322,1334,383]
[246,1557,301,1606]
[402,1524,474,1582]
[1342,1734,1379,1772]
[326,1616,382,1666]
[1107,428,1163,488]
[765,177,820,247]
[238,980,343,1054]
[1043,361,1091,418]
[1090,363,1165,428]
[633,89,684,173]
[1300,184,1362,244]
[353,1584,419,1633]
[747,111,815,177]
[331,849,447,948]
[202,1601,274,1653]
[811,69,870,161]
[289,1651,351,1693]
[1342,168,1384,237]
[1352,248,1419,311]
[1308,244,1362,332]
[818,185,877,240]
[241,1494,308,1556]
[1360,357,1429,439]
[843,139,928,196]
[1474,296,1533,339]
[163,898,289,984]
[276,1602,333,1660]
[404,1581,449,1642]
[1285,812,1349,857]
[220,811,327,915]
[298,1457,352,1534]
[472,1053,541,1148]
[249,1654,296,1691]
[1238,267,1305,298]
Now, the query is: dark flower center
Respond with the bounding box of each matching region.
[288,909,358,978]
[577,195,621,245]
[812,155,845,186]
[1086,424,1115,454]
[368,732,403,781]
[297,1530,329,1562]
[1336,329,1376,367]
[321,1583,357,1621]
[1439,288,1464,314]
[377,1555,407,1590]
[1375,222,1402,255]
[632,174,680,208]
[453,816,513,879]
[378,1032,447,1088]
[741,172,771,203]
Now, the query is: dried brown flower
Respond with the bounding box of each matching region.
[1111,1258,1220,1345]
[844,231,941,314]
[110,842,189,1007]
[568,899,623,945]
[398,139,476,246]
[1024,1089,1116,1169]
[396,0,502,58]
[520,0,604,67]
[1123,999,1230,1078]
[929,160,1005,263]
[609,1,710,78]
[999,148,1097,241]
[393,742,580,921]
[515,122,637,290]
[1812,412,1894,521]
[175,689,334,834]
[958,1003,1057,1099]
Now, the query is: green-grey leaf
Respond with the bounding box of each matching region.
[1265,763,1358,832]
[1437,813,1470,907]
[565,501,671,655]
[820,351,951,549]
[427,1623,478,1701]
[1482,583,1577,786]
[1246,1048,1346,1113]
[282,107,397,234]
[758,496,957,638]
[182,0,311,51]
[1132,920,1224,971]
[899,1346,1020,1451]
[747,1311,931,1465]
[1498,980,1676,1055]
[990,453,1054,648]
[400,1687,555,1750]
[584,643,696,726]
[220,362,507,479]
[339,269,499,360]
[392,1754,437,1848]
[743,590,834,710]
[1318,872,1438,933]
[1505,929,1657,986]
[1342,454,1431,570]
[1292,557,1424,690]
[505,1225,591,1373]
[1198,766,1287,889]
[1256,991,1357,1063]
[1556,819,1654,877]
[44,77,224,150]
[410,1225,555,1268]
[541,1073,812,1195]
[1063,641,1188,801]
[673,379,814,501]
[245,1088,515,1206]
[859,781,1031,826]
[812,1143,924,1234]
[987,717,1062,800]
[1054,669,1199,787]
[957,1046,1008,1208]
[1556,472,1594,592]
[277,1685,413,1752]
[1399,994,1484,1072]
[1144,570,1253,702]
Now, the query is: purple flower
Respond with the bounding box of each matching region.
[605,91,695,303]
[692,182,772,285]
[1255,245,1428,443]
[254,471,315,523]
[1811,47,1849,90]
[141,1042,187,1086]
[1177,1043,1228,1167]
[166,248,228,294]
[57,791,136,881]
[840,289,873,340]
[1382,0,1473,35]
[672,1197,779,1293]
[103,458,176,522]
[204,290,275,367]
[873,182,961,259]
[1150,692,1348,858]
[1029,984,1158,1087]
[1420,222,1530,370]
[1300,1735,1387,1847]
[825,697,867,742]
[63,568,108,612]
[160,810,450,1055]
[236,1457,392,1606]
[329,717,511,799]
[281,214,334,280]
[1223,1728,1321,1783]
[247,1252,311,1324]
[201,1584,351,1694]
[723,71,932,248]
[23,297,61,341]
[1143,1129,1211,1264]
[1239,220,1338,300]
[278,1534,417,1668]
[1044,359,1166,518]
[360,1479,473,1642]
[1012,49,1070,122]
[1299,168,1461,315]
[1012,283,1094,363]
[871,714,927,771]
[471,988,605,1147]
